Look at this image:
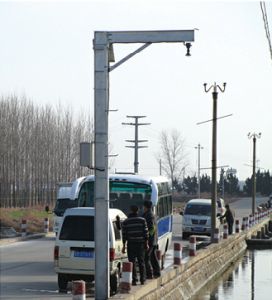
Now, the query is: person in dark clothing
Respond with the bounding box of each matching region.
[142,200,161,279]
[122,205,149,285]
[220,204,235,235]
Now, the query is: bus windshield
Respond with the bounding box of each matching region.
[109,181,152,215]
[77,180,152,215]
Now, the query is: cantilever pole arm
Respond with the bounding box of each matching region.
[106,30,195,43]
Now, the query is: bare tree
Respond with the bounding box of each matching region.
[157,129,188,187]
[0,95,93,208]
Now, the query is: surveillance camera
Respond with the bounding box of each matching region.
[185,43,191,56]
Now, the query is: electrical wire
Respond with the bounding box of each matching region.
[260,1,272,61]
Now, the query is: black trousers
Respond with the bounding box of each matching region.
[228,222,234,235]
[145,245,161,277]
[127,243,146,283]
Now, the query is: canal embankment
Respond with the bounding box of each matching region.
[112,216,271,300]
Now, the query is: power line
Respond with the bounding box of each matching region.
[260,1,272,61]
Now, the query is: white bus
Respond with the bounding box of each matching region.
[73,174,173,268]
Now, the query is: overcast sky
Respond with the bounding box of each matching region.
[1,0,271,181]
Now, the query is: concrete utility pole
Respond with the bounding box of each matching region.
[204,82,226,243]
[122,116,150,174]
[195,143,203,199]
[248,132,261,215]
[93,30,195,299]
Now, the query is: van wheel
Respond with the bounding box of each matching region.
[110,271,119,295]
[58,274,68,293]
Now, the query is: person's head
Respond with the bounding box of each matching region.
[143,200,152,212]
[225,204,230,210]
[130,205,139,214]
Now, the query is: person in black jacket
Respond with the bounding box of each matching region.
[142,200,161,279]
[220,204,235,234]
[122,205,149,285]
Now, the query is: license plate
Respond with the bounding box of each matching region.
[74,250,94,258]
[193,227,205,232]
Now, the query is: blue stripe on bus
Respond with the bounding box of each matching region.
[157,215,172,238]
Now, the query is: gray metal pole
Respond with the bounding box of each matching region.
[134,117,139,174]
[211,89,218,242]
[252,136,256,215]
[93,32,109,300]
[195,143,203,199]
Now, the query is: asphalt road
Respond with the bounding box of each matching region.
[0,196,269,299]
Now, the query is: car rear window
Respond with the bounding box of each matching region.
[59,216,94,241]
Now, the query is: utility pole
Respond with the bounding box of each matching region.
[204,82,226,243]
[248,132,261,215]
[122,116,150,174]
[195,143,203,199]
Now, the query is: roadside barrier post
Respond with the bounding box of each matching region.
[120,262,132,293]
[223,224,228,239]
[189,236,196,256]
[174,243,182,265]
[249,215,252,228]
[44,217,49,233]
[235,220,240,233]
[214,228,220,243]
[21,219,27,237]
[72,280,86,300]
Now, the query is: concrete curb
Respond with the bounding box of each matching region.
[0,232,52,246]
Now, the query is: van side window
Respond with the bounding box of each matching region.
[112,221,121,240]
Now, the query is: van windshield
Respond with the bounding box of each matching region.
[59,216,94,241]
[184,204,211,216]
[54,199,78,216]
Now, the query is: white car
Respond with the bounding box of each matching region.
[54,207,127,294]
[182,199,221,239]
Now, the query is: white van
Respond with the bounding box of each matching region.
[54,207,127,294]
[182,199,221,239]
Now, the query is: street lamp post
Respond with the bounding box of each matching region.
[204,82,226,242]
[248,132,261,215]
[195,143,203,199]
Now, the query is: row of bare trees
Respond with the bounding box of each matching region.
[0,95,93,208]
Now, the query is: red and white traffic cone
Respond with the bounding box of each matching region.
[120,262,132,293]
[235,219,240,233]
[223,224,228,239]
[214,228,220,243]
[72,280,86,300]
[189,236,196,257]
[44,217,49,233]
[174,243,182,265]
[21,219,27,237]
